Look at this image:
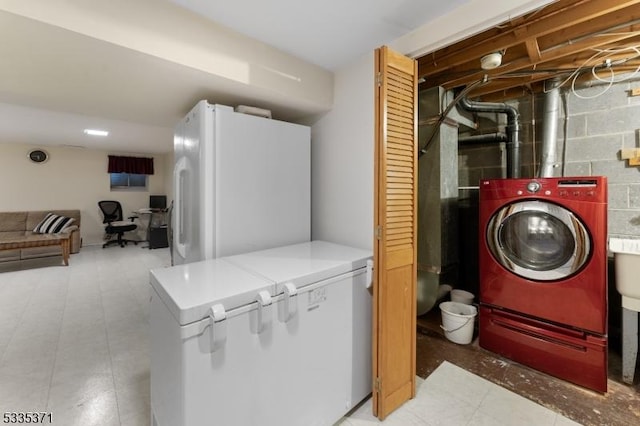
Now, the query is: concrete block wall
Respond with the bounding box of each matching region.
[458,78,640,238]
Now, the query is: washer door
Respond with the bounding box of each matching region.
[487,200,591,281]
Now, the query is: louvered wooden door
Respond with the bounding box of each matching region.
[372,46,418,419]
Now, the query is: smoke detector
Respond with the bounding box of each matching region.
[480,52,503,70]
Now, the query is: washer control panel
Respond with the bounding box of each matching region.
[517,179,598,199]
[556,179,598,199]
[480,177,605,203]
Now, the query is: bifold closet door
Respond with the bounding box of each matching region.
[372,45,418,420]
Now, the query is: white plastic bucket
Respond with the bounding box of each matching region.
[439,301,477,344]
[451,289,474,305]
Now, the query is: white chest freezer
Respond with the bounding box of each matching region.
[150,241,373,426]
[225,240,373,410]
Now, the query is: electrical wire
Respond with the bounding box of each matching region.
[571,67,615,99]
[569,46,640,99]
[561,92,569,177]
[534,45,640,99]
[590,46,640,83]
[531,89,536,177]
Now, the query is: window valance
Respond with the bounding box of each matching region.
[108,155,154,175]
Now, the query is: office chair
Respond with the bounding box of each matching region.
[98,200,139,248]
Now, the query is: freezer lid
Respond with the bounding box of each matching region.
[224,240,372,292]
[150,258,275,326]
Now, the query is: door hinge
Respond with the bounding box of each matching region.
[375,225,383,240]
[376,72,383,87]
[374,377,382,393]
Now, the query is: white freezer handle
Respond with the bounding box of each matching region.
[179,268,367,340]
[208,304,227,352]
[366,259,374,289]
[173,157,188,260]
[279,282,298,323]
[251,290,272,334]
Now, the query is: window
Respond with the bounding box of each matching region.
[110,172,147,190]
[107,154,154,190]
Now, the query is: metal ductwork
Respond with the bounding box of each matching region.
[459,97,521,178]
[417,87,462,315]
[539,79,561,177]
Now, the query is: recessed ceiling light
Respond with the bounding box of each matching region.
[84,129,109,136]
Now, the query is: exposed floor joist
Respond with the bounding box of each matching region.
[418,0,640,100]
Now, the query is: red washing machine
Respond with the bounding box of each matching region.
[478,177,608,392]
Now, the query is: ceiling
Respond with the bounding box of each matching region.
[418,0,640,101]
[6,1,630,155]
[168,0,470,71]
[0,0,469,154]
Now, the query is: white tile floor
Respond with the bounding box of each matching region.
[340,362,582,426]
[0,245,170,426]
[0,247,582,426]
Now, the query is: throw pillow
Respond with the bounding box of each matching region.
[33,213,75,234]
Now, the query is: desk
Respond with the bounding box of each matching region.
[136,209,168,249]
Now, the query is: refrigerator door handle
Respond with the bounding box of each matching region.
[208,304,227,352]
[251,290,272,334]
[279,282,298,323]
[174,157,188,259]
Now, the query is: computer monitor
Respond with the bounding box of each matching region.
[149,195,167,210]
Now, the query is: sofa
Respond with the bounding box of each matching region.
[0,210,81,263]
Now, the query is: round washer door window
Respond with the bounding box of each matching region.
[486,200,591,281]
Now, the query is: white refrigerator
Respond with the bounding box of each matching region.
[172,101,310,265]
[150,241,373,426]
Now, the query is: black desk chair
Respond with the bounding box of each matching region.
[98,200,138,248]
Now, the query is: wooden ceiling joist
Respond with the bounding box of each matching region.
[524,38,543,62]
[427,31,640,91]
[417,0,640,101]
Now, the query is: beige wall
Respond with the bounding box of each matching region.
[0,143,168,246]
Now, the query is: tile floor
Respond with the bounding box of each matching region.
[340,362,581,426]
[0,245,169,426]
[416,311,640,426]
[0,246,632,425]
